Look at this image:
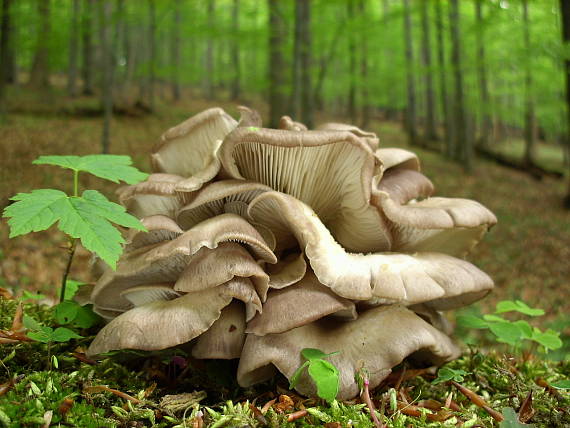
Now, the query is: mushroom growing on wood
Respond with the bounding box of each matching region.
[86,107,497,400]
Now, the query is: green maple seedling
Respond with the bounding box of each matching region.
[2,155,148,302]
[290,348,340,404]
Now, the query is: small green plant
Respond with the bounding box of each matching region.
[2,155,147,302]
[289,348,340,404]
[432,367,470,384]
[457,300,563,352]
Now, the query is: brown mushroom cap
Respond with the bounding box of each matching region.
[90,214,276,312]
[237,305,461,400]
[218,127,392,252]
[316,122,380,151]
[175,242,270,304]
[87,277,259,356]
[246,271,355,336]
[192,301,246,359]
[248,191,493,308]
[120,284,180,307]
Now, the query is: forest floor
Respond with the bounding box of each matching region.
[0,92,569,426]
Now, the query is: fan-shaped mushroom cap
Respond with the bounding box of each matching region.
[246,271,355,336]
[87,278,259,356]
[90,214,276,312]
[266,252,307,289]
[177,180,271,229]
[219,127,392,253]
[151,108,237,191]
[175,242,270,304]
[237,106,263,128]
[316,122,380,151]
[125,215,183,252]
[117,174,185,218]
[192,301,246,359]
[279,116,308,131]
[238,305,461,400]
[375,148,420,171]
[120,284,180,307]
[248,191,493,308]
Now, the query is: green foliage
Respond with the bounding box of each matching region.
[23,314,82,343]
[33,155,148,184]
[551,380,570,389]
[432,367,470,384]
[457,300,563,352]
[290,348,340,404]
[500,407,535,427]
[2,155,147,270]
[54,300,100,329]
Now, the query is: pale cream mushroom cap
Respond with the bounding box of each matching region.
[279,116,308,131]
[218,127,392,253]
[125,215,183,252]
[237,305,461,400]
[248,191,493,308]
[316,122,380,151]
[266,252,307,289]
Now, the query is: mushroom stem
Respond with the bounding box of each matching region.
[60,238,77,303]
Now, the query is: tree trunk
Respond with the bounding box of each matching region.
[449,0,471,170]
[0,0,7,118]
[99,0,113,154]
[230,0,240,100]
[297,0,313,127]
[420,0,437,140]
[82,0,94,95]
[67,0,80,96]
[434,0,451,154]
[204,0,215,99]
[403,0,417,145]
[358,0,369,128]
[291,0,302,118]
[559,0,570,207]
[1,0,15,86]
[267,0,288,128]
[313,18,345,111]
[170,0,181,101]
[475,0,491,148]
[29,0,51,88]
[522,0,536,167]
[147,0,156,110]
[347,0,357,123]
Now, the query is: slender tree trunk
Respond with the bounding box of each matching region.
[381,0,396,118]
[299,0,313,127]
[475,0,491,148]
[99,0,113,154]
[67,0,80,96]
[171,0,181,101]
[313,18,345,110]
[1,0,15,86]
[291,0,302,118]
[204,0,215,99]
[267,0,288,128]
[29,0,51,88]
[420,0,437,140]
[449,0,471,170]
[435,0,451,153]
[559,0,570,207]
[82,0,94,95]
[347,0,357,123]
[147,0,156,109]
[358,0,369,128]
[403,0,417,145]
[0,0,7,118]
[522,0,536,167]
[230,0,240,100]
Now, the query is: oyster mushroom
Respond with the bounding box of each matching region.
[317,122,380,151]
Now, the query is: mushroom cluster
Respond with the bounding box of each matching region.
[86,107,497,400]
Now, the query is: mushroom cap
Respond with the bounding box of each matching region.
[192,301,246,360]
[90,214,276,312]
[246,271,355,336]
[218,127,392,252]
[175,242,270,304]
[237,305,461,400]
[279,116,308,131]
[248,191,493,308]
[120,284,180,307]
[152,108,237,179]
[117,174,186,219]
[375,148,420,172]
[237,106,263,128]
[266,252,307,289]
[316,122,380,151]
[87,278,259,356]
[177,180,271,230]
[125,215,183,252]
